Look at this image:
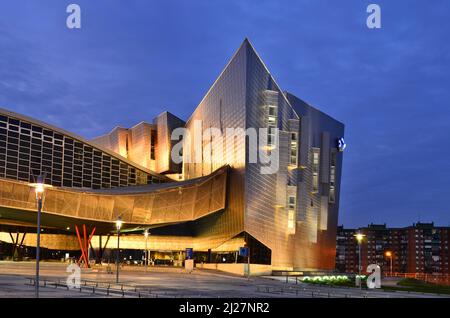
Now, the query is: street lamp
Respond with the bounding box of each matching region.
[29,174,52,298]
[115,217,123,283]
[354,232,365,289]
[385,251,393,276]
[144,229,150,271]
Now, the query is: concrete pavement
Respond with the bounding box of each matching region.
[0,261,448,298]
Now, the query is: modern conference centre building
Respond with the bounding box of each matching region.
[0,39,345,272]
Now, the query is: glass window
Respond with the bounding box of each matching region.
[290,132,298,165]
[329,151,336,203]
[312,149,320,193]
[287,195,296,234]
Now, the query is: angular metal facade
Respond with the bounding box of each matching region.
[0,39,344,271]
[91,112,185,175]
[183,39,247,249]
[153,112,186,174]
[286,93,345,270]
[182,39,345,270]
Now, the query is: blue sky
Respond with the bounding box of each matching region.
[0,1,449,227]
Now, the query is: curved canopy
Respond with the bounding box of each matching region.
[0,166,228,232]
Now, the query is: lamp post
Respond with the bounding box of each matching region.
[354,232,365,289]
[29,174,52,298]
[385,251,393,276]
[115,217,123,283]
[144,229,149,271]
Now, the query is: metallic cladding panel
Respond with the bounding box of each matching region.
[244,44,299,268]
[92,123,157,171]
[182,40,248,249]
[275,132,289,207]
[154,112,185,174]
[319,195,329,231]
[288,119,300,132]
[129,122,153,171]
[320,132,330,183]
[155,113,169,174]
[299,117,310,168]
[91,127,128,157]
[286,92,344,270]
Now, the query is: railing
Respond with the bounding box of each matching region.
[25,277,192,298]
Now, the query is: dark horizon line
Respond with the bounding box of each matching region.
[339,221,450,229]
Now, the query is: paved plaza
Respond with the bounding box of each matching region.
[0,261,448,298]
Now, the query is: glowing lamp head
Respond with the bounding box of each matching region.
[385,251,392,257]
[354,233,365,243]
[115,217,123,231]
[29,175,52,200]
[35,183,45,195]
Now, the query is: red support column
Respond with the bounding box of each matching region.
[75,225,89,268]
[75,225,96,268]
[83,224,88,261]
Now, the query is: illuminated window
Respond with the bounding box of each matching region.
[312,149,320,193]
[287,195,296,234]
[290,132,298,165]
[329,151,336,203]
[267,105,278,147]
[288,196,296,209]
[263,90,279,148]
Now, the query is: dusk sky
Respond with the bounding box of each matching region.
[0,1,449,228]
